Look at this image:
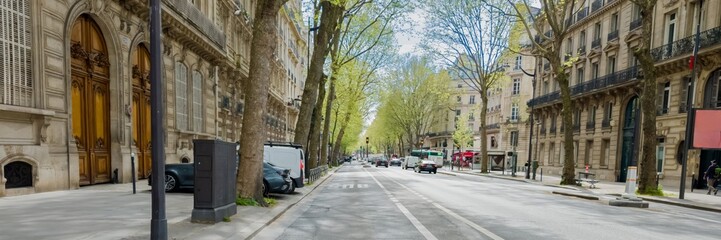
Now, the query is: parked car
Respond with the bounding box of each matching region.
[416,160,438,174]
[264,142,305,193]
[376,158,389,167]
[150,162,292,197]
[389,158,402,166]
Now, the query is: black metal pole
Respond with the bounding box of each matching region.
[523,66,537,179]
[149,0,167,238]
[131,152,136,194]
[680,0,703,200]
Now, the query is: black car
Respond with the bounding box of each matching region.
[389,158,402,166]
[150,162,292,196]
[376,158,388,167]
[416,160,437,174]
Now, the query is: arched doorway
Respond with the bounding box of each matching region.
[618,96,638,182]
[132,44,152,178]
[697,68,721,188]
[70,15,111,185]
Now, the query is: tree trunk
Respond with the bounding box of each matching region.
[308,76,327,169]
[636,3,659,194]
[236,0,287,205]
[320,69,336,166]
[331,110,352,162]
[480,95,489,173]
[293,1,344,147]
[554,60,576,185]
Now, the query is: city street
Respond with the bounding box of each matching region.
[253,162,721,240]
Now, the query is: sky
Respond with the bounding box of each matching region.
[394,8,427,55]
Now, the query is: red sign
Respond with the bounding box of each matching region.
[692,109,721,149]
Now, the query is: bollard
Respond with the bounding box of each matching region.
[540,168,543,182]
[131,152,136,194]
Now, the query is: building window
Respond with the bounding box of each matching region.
[549,143,555,166]
[469,95,476,104]
[542,81,549,94]
[469,111,475,120]
[574,140,580,166]
[514,56,522,70]
[601,139,610,167]
[676,140,685,165]
[665,12,677,45]
[584,140,593,167]
[604,102,613,121]
[680,76,692,113]
[512,79,520,95]
[457,84,462,88]
[576,67,584,84]
[565,37,573,55]
[593,22,601,40]
[657,138,665,173]
[192,71,203,132]
[175,62,189,130]
[607,56,616,74]
[588,106,596,124]
[457,96,462,103]
[659,82,670,115]
[510,131,518,147]
[456,109,461,117]
[592,62,599,79]
[579,31,586,50]
[511,103,519,121]
[0,0,32,107]
[610,12,619,31]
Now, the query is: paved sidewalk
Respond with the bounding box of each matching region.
[0,166,340,240]
[442,168,721,212]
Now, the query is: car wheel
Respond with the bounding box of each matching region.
[262,181,270,197]
[285,181,296,194]
[164,174,179,192]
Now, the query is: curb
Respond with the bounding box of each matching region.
[607,193,721,214]
[244,165,340,240]
[552,190,600,200]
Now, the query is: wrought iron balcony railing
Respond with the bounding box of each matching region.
[528,66,640,107]
[629,18,642,31]
[164,0,226,48]
[486,123,500,129]
[591,38,601,49]
[586,121,595,131]
[651,26,721,62]
[607,29,619,41]
[602,118,611,129]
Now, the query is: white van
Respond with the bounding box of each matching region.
[263,142,305,193]
[402,156,420,170]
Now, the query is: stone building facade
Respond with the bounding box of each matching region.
[528,0,721,188]
[0,0,307,197]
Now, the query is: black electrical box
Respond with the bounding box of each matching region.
[191,139,238,223]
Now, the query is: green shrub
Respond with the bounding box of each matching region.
[638,184,665,196]
[265,198,277,206]
[223,217,231,222]
[236,197,259,206]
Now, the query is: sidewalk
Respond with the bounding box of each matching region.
[0,165,340,240]
[441,167,721,212]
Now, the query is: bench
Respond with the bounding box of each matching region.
[575,172,599,189]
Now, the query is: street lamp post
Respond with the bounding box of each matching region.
[518,61,537,180]
[366,137,369,159]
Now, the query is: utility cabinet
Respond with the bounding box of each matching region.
[191,139,238,223]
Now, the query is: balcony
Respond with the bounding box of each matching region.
[163,0,226,49]
[629,18,642,31]
[602,118,611,129]
[576,7,589,22]
[529,66,640,107]
[586,121,595,131]
[487,123,500,130]
[651,26,721,62]
[591,0,603,13]
[607,30,619,41]
[591,38,601,49]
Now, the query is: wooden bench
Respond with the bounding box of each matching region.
[575,172,599,189]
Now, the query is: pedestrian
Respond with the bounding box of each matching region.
[704,160,719,195]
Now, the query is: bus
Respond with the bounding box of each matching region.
[410,149,444,167]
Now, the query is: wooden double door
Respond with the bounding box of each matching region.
[132,44,153,178]
[71,15,111,185]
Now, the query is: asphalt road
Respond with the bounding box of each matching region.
[252,161,721,240]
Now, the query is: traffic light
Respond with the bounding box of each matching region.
[366,137,369,144]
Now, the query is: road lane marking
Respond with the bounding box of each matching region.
[376,170,505,240]
[364,169,438,240]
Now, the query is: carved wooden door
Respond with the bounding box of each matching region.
[71,15,111,185]
[132,44,152,178]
